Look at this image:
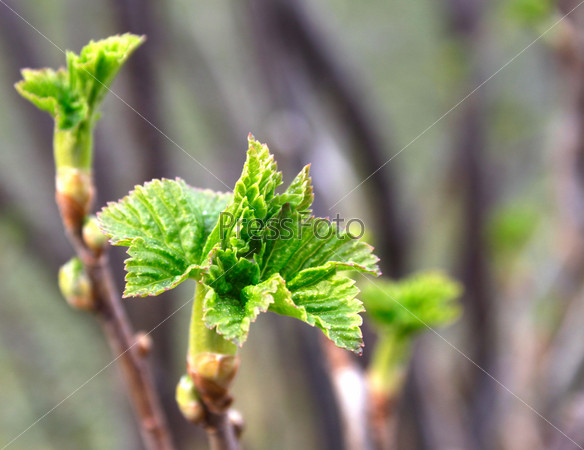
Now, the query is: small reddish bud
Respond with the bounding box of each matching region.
[135,332,153,357]
[56,168,94,232]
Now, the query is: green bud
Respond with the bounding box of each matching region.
[187,352,239,413]
[56,167,94,232]
[176,375,204,423]
[83,215,107,254]
[58,257,94,311]
[189,352,239,389]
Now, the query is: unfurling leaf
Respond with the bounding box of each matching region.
[15,34,143,131]
[67,34,144,110]
[15,68,87,130]
[98,135,380,352]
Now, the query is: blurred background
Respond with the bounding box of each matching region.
[1,0,583,448]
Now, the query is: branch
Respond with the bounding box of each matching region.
[541,9,584,414]
[68,232,174,450]
[439,0,499,447]
[200,408,240,450]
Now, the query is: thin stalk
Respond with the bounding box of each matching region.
[54,117,174,449]
[54,120,93,170]
[189,283,237,358]
[367,333,408,450]
[202,411,240,450]
[187,281,240,450]
[68,232,174,450]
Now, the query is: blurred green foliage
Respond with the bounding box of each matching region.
[505,0,554,27]
[487,201,539,260]
[361,272,462,339]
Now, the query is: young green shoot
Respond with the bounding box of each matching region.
[15,34,144,232]
[98,135,381,437]
[361,272,462,397]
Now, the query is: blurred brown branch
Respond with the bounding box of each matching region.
[440,0,500,447]
[71,233,174,450]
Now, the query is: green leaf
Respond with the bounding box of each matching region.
[196,136,379,350]
[361,272,462,338]
[202,135,282,256]
[202,135,315,256]
[260,205,380,282]
[203,265,366,352]
[67,33,144,110]
[202,252,272,345]
[97,178,231,297]
[15,68,87,129]
[271,164,314,216]
[15,33,143,131]
[269,274,365,353]
[99,135,380,352]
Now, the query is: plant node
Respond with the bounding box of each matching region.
[56,168,94,232]
[187,353,239,413]
[58,257,95,311]
[83,215,108,254]
[135,332,153,357]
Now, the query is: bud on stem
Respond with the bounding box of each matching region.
[176,375,205,423]
[56,167,94,233]
[54,122,95,233]
[135,332,153,357]
[83,215,107,254]
[58,257,95,311]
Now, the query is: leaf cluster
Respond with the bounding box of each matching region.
[98,136,380,352]
[15,34,143,130]
[361,272,462,340]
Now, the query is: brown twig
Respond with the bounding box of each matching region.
[68,232,174,450]
[542,6,584,422]
[200,409,239,450]
[368,390,397,450]
[439,0,499,447]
